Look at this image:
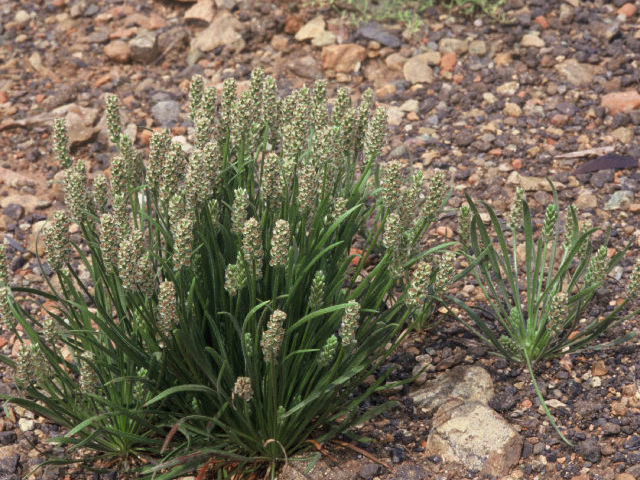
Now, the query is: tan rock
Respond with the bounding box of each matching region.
[426,398,522,477]
[612,126,634,143]
[403,53,435,84]
[0,167,35,188]
[601,90,640,115]
[104,40,131,63]
[295,16,325,42]
[184,0,216,23]
[311,30,336,47]
[521,33,545,48]
[504,102,522,117]
[28,220,47,257]
[384,52,408,71]
[191,11,244,53]
[409,365,494,415]
[556,59,603,86]
[321,44,366,73]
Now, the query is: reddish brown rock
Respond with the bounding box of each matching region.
[601,90,640,114]
[321,44,366,73]
[618,3,637,18]
[534,15,549,29]
[440,51,456,72]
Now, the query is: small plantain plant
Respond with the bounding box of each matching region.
[0,70,454,478]
[448,182,640,445]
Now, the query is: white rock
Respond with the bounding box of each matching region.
[185,0,216,23]
[18,418,35,432]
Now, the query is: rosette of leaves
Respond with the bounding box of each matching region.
[0,70,453,478]
[449,181,640,445]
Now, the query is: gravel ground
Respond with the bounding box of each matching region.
[1,0,640,478]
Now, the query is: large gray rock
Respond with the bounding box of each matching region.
[151,101,182,126]
[555,59,603,86]
[426,398,523,477]
[129,29,158,63]
[409,365,493,415]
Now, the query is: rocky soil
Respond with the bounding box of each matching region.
[2,0,640,479]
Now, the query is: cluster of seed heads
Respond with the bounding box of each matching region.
[339,302,360,347]
[232,376,253,402]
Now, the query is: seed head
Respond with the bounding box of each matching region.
[112,193,130,235]
[312,79,329,130]
[406,261,433,309]
[92,174,109,214]
[542,204,558,240]
[172,216,194,270]
[224,252,247,296]
[563,205,579,250]
[626,257,640,299]
[148,129,171,191]
[339,302,360,347]
[232,376,253,402]
[261,153,283,208]
[332,87,352,126]
[498,335,521,360]
[508,187,526,232]
[327,196,348,224]
[15,343,35,386]
[79,351,98,395]
[119,134,145,186]
[458,204,472,249]
[0,243,9,285]
[270,219,290,268]
[203,141,222,194]
[42,315,58,344]
[250,67,265,114]
[158,280,178,344]
[160,142,186,205]
[105,94,122,145]
[380,161,402,211]
[262,75,279,142]
[231,187,249,235]
[117,230,152,291]
[53,118,72,169]
[383,212,403,251]
[242,217,264,278]
[44,211,70,271]
[547,291,567,335]
[133,367,148,401]
[64,160,90,222]
[433,251,455,294]
[189,74,204,123]
[220,77,237,135]
[318,334,338,367]
[584,245,608,286]
[297,162,316,208]
[363,107,387,162]
[423,170,446,222]
[309,270,326,311]
[0,286,13,330]
[261,309,286,364]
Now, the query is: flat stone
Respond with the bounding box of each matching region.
[468,39,487,55]
[604,190,634,210]
[601,90,640,114]
[409,365,493,415]
[321,44,366,73]
[52,104,100,148]
[214,0,236,9]
[507,172,564,192]
[104,40,131,63]
[400,99,419,112]
[521,33,545,48]
[575,189,597,209]
[191,11,244,53]
[184,0,216,23]
[151,100,182,126]
[426,398,522,477]
[358,22,401,48]
[403,53,435,84]
[129,29,158,63]
[556,59,602,86]
[386,105,404,126]
[0,195,45,214]
[385,52,408,71]
[295,16,325,42]
[612,126,634,143]
[439,37,468,54]
[311,30,336,47]
[288,55,323,80]
[0,167,35,188]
